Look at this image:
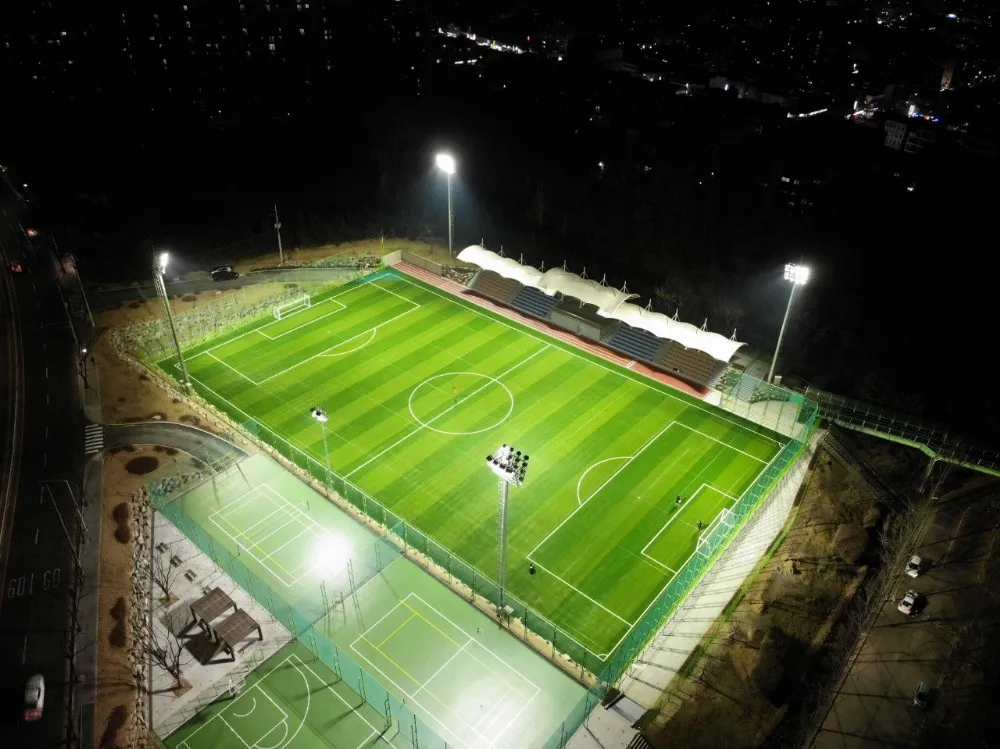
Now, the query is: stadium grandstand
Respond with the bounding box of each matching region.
[458,245,744,389]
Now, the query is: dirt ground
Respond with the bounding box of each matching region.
[644,434,924,749]
[94,446,202,749]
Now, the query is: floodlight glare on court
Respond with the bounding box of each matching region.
[488,443,530,610]
[767,262,811,384]
[434,152,457,258]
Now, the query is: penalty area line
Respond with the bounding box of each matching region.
[525,558,634,627]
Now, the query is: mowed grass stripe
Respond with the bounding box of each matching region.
[173,272,785,655]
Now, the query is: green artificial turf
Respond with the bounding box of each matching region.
[164,271,784,657]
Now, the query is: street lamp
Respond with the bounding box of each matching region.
[80,347,89,389]
[486,444,529,610]
[435,152,456,258]
[153,251,190,392]
[310,407,331,488]
[767,263,810,384]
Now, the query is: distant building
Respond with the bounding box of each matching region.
[885,120,907,149]
[884,118,936,153]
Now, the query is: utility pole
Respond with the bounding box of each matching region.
[274,204,284,266]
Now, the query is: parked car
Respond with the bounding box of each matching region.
[24,674,44,722]
[9,261,23,273]
[912,681,930,709]
[211,265,239,281]
[898,589,922,616]
[905,555,923,578]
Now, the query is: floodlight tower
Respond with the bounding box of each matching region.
[487,444,529,609]
[153,251,190,392]
[435,152,456,258]
[310,407,331,487]
[767,263,810,384]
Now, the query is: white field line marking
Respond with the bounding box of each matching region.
[244,505,311,548]
[230,695,257,718]
[673,421,768,463]
[407,593,541,698]
[598,441,789,657]
[256,297,348,340]
[219,716,253,749]
[528,421,677,558]
[488,688,541,749]
[472,685,511,731]
[344,343,551,479]
[292,655,386,739]
[260,524,314,562]
[209,515,293,588]
[255,303,422,385]
[395,273,784,446]
[214,503,287,543]
[355,600,413,647]
[208,351,260,385]
[640,483,708,560]
[370,281,421,304]
[177,655,302,745]
[348,642,471,748]
[525,559,633,626]
[575,456,630,507]
[193,276,389,358]
[375,612,417,648]
[317,327,377,357]
[413,639,472,698]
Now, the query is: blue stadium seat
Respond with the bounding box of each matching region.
[511,286,557,319]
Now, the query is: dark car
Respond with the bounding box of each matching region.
[211,266,239,281]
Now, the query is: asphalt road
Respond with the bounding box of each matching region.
[88,267,359,309]
[0,216,88,747]
[813,483,998,749]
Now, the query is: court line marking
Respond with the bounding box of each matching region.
[375,612,417,649]
[208,351,259,385]
[672,421,768,463]
[524,560,633,626]
[257,297,349,340]
[413,638,472,697]
[210,512,295,586]
[220,682,288,749]
[575,456,630,507]
[317,327,377,357]
[230,696,257,718]
[343,343,551,479]
[472,685,511,731]
[393,272,785,446]
[292,654,387,741]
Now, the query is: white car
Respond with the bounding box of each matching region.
[905,555,923,578]
[898,589,921,616]
[24,674,44,722]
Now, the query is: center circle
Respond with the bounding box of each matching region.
[409,372,515,435]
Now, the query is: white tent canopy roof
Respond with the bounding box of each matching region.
[457,245,542,287]
[457,246,744,362]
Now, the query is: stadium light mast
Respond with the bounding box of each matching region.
[153,251,190,392]
[767,263,810,384]
[310,407,331,488]
[487,444,529,611]
[435,152,456,258]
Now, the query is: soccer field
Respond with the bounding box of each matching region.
[169,270,784,657]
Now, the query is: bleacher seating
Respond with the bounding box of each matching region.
[511,286,557,318]
[606,324,662,363]
[653,341,727,388]
[599,319,623,343]
[467,270,521,305]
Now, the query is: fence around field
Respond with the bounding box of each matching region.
[121,269,820,748]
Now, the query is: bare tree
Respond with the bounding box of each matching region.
[151,548,182,604]
[141,620,187,692]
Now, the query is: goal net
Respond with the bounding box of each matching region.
[695,507,735,559]
[273,294,311,320]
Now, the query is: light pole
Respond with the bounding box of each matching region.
[486,444,529,611]
[767,263,810,384]
[310,406,330,488]
[80,346,89,389]
[153,252,190,392]
[273,204,284,266]
[435,152,456,258]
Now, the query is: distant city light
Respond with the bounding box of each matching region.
[946,13,958,19]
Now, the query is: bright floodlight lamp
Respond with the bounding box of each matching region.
[488,443,530,610]
[784,263,810,285]
[435,152,457,258]
[767,262,811,384]
[152,249,189,392]
[435,152,456,175]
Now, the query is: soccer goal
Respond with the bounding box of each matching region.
[695,507,735,559]
[273,294,311,320]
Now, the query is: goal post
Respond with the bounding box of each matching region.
[273,294,311,320]
[695,507,734,559]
